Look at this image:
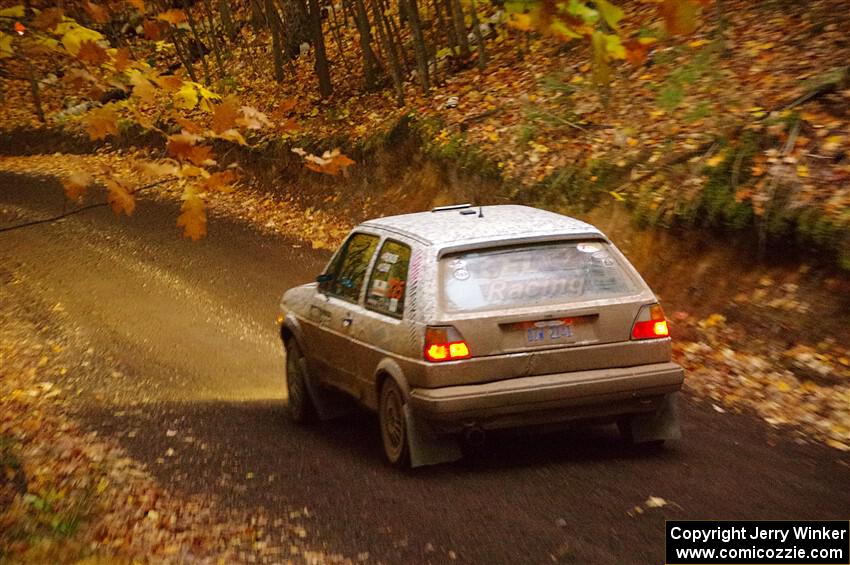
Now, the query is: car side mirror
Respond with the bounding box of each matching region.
[316,273,334,284]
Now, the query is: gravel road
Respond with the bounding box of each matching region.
[2,172,848,564]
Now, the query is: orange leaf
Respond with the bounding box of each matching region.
[200,170,238,193]
[14,21,26,34]
[130,74,157,104]
[112,47,132,72]
[82,105,119,141]
[212,96,240,134]
[127,0,145,11]
[32,8,63,31]
[177,190,207,240]
[142,19,165,40]
[173,115,203,134]
[186,145,215,166]
[105,179,136,216]
[77,40,109,65]
[624,39,650,66]
[166,134,197,161]
[154,74,183,91]
[83,1,109,24]
[156,9,188,24]
[659,0,700,36]
[62,173,92,201]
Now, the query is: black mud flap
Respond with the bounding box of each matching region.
[404,405,463,468]
[300,362,354,421]
[626,392,682,443]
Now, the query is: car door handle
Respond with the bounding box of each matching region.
[342,316,353,328]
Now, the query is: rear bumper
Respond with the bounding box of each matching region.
[408,362,684,432]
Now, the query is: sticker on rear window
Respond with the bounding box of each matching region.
[577,243,601,253]
[453,268,470,281]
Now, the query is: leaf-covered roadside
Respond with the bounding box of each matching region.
[0,274,350,564]
[673,296,850,453]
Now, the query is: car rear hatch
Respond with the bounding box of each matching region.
[426,239,667,386]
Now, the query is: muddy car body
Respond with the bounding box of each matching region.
[279,204,684,467]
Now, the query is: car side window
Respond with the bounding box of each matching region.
[365,240,412,317]
[322,232,380,302]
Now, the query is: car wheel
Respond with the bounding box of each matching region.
[379,378,410,467]
[285,339,316,424]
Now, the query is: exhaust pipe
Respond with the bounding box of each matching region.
[463,426,486,447]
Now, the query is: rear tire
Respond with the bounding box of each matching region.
[379,378,410,467]
[285,339,316,424]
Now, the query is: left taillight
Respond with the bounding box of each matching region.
[631,304,670,340]
[424,326,471,362]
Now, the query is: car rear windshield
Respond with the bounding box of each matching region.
[440,240,639,312]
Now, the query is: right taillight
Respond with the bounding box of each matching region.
[424,326,471,362]
[631,304,669,340]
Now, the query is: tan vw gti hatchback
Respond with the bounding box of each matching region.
[279,204,684,467]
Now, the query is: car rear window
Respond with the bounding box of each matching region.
[440,241,639,312]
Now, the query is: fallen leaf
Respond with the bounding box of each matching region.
[156,9,187,24]
[82,105,119,141]
[645,496,668,508]
[62,173,92,201]
[105,179,136,216]
[212,96,240,134]
[77,39,109,65]
[176,189,207,240]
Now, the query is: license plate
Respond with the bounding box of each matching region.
[526,323,572,343]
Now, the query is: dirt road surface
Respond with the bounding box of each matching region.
[2,172,848,564]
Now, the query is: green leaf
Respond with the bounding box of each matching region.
[602,32,625,59]
[565,0,598,24]
[0,5,26,18]
[549,19,582,39]
[595,0,623,31]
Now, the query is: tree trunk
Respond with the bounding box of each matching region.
[202,0,225,78]
[308,0,333,97]
[370,0,404,105]
[401,0,430,92]
[218,0,234,38]
[183,4,211,84]
[450,0,470,59]
[353,0,382,90]
[439,0,459,56]
[172,32,199,82]
[278,0,312,60]
[266,0,286,81]
[469,0,486,71]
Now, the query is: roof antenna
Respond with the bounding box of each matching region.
[478,205,484,218]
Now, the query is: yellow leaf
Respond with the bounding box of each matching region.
[796,164,809,178]
[0,33,12,59]
[609,191,625,202]
[706,153,724,167]
[177,189,207,241]
[174,83,199,110]
[216,128,247,146]
[57,21,104,56]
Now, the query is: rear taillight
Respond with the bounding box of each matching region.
[424,326,471,362]
[631,304,670,340]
